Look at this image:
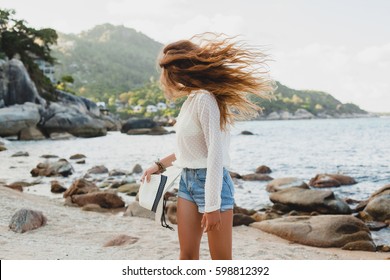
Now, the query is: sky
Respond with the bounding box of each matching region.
[2,0,390,112]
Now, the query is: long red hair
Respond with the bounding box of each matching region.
[158,33,274,130]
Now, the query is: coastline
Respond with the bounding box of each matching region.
[0,187,388,260]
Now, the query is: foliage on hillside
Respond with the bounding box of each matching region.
[52,23,163,100]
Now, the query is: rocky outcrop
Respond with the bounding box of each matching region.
[30,159,73,177]
[121,118,157,133]
[63,179,99,198]
[255,165,272,174]
[364,194,390,222]
[309,174,357,188]
[241,173,273,181]
[266,177,308,193]
[269,187,351,214]
[0,103,41,137]
[0,59,116,139]
[71,191,125,209]
[9,208,47,233]
[251,215,376,251]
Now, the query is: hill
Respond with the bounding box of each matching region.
[52,24,368,119]
[52,24,163,101]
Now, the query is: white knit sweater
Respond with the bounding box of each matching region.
[173,90,231,212]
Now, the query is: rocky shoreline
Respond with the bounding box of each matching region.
[1,145,389,256]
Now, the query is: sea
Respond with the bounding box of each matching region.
[1,117,389,244]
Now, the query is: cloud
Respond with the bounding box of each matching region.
[356,43,390,63]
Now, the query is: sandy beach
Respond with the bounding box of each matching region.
[0,187,388,260]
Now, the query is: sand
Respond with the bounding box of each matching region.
[0,187,388,260]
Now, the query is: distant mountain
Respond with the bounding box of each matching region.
[52,24,368,119]
[52,24,162,100]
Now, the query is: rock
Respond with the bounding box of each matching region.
[11,151,29,157]
[251,215,376,251]
[30,159,73,177]
[148,126,170,135]
[269,187,351,214]
[234,205,257,216]
[126,128,151,135]
[103,235,139,247]
[0,145,7,151]
[132,164,143,174]
[117,183,140,195]
[266,177,309,193]
[166,203,177,224]
[87,165,109,174]
[4,183,23,192]
[9,209,47,233]
[71,191,125,209]
[121,118,157,133]
[355,184,390,212]
[76,160,85,164]
[266,112,281,120]
[109,169,127,176]
[229,171,241,179]
[40,100,107,138]
[294,109,315,119]
[233,214,256,226]
[69,154,86,160]
[50,180,66,193]
[363,194,390,222]
[1,59,45,107]
[124,201,155,220]
[18,127,46,140]
[376,245,390,253]
[49,132,75,140]
[241,130,254,135]
[365,221,388,231]
[309,174,357,188]
[241,173,273,181]
[122,175,136,185]
[0,102,42,137]
[255,165,272,174]
[63,179,99,198]
[40,154,59,159]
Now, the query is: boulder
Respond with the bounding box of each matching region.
[109,169,127,176]
[71,191,125,209]
[3,183,23,192]
[50,180,66,193]
[40,101,107,138]
[309,174,357,188]
[0,103,41,137]
[241,130,254,135]
[132,164,143,174]
[266,177,308,193]
[269,187,351,214]
[0,59,46,107]
[87,165,109,174]
[294,109,315,119]
[18,127,46,140]
[363,194,390,222]
[49,132,75,140]
[126,128,151,135]
[255,165,272,174]
[0,145,7,152]
[30,159,73,177]
[11,151,29,157]
[117,183,140,196]
[241,173,273,181]
[233,214,256,226]
[229,171,241,179]
[63,179,99,198]
[9,209,47,233]
[69,154,86,160]
[121,118,157,133]
[148,126,170,135]
[124,201,155,220]
[251,215,375,251]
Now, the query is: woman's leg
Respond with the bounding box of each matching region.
[207,209,233,260]
[177,197,204,260]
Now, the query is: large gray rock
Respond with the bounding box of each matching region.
[269,187,351,214]
[364,194,390,222]
[0,103,42,137]
[251,215,376,251]
[309,173,357,188]
[121,118,157,133]
[9,208,47,233]
[40,102,107,138]
[0,59,46,108]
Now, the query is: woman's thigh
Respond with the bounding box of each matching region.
[177,197,204,259]
[207,209,233,260]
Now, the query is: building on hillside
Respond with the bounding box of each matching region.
[146,105,158,113]
[157,102,167,110]
[133,105,143,112]
[34,58,55,83]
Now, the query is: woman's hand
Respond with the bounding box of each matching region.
[201,210,221,233]
[140,163,159,183]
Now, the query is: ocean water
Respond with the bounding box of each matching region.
[1,117,389,244]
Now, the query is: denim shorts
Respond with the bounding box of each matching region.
[178,167,235,213]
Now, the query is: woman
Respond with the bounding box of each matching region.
[141,34,273,260]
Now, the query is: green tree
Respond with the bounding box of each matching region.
[0,8,58,94]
